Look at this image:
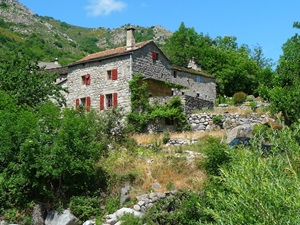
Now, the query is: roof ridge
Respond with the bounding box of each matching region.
[76,40,153,63]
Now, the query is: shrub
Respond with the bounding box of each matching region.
[200,124,300,224]
[246,95,256,102]
[233,91,247,105]
[105,195,120,214]
[69,196,101,222]
[162,130,170,144]
[212,114,223,128]
[142,190,205,225]
[200,137,230,176]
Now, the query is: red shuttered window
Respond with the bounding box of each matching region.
[86,96,91,112]
[85,74,91,85]
[112,69,118,80]
[113,93,118,108]
[75,98,79,110]
[100,94,104,110]
[152,51,158,60]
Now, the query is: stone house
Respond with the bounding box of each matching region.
[65,28,216,114]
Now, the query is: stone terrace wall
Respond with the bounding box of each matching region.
[188,112,269,131]
[182,95,214,114]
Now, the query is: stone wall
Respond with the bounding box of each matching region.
[188,112,268,131]
[67,54,132,112]
[132,42,216,103]
[182,95,214,114]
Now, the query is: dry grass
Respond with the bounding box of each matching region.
[100,143,208,198]
[134,153,207,193]
[213,106,253,115]
[132,130,225,146]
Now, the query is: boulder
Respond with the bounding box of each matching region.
[226,123,257,144]
[120,185,131,205]
[45,210,78,225]
[32,204,45,225]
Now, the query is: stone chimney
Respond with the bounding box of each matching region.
[187,57,202,71]
[126,28,136,50]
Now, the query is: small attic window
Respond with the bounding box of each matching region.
[173,71,177,78]
[152,51,158,60]
[195,76,201,82]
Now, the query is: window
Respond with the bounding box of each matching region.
[152,51,158,60]
[165,118,174,125]
[195,76,201,83]
[81,74,91,85]
[75,96,91,112]
[106,94,113,108]
[107,69,118,80]
[173,71,177,78]
[99,93,118,110]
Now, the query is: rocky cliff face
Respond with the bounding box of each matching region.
[0,0,172,47]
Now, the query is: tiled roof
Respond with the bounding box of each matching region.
[76,40,153,63]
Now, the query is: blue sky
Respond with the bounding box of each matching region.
[19,0,300,64]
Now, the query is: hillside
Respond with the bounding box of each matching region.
[0,0,172,65]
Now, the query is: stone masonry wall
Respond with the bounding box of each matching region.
[67,55,132,112]
[188,112,268,131]
[132,42,216,103]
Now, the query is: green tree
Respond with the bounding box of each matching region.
[262,22,300,125]
[0,53,67,108]
[163,23,264,96]
[163,22,200,67]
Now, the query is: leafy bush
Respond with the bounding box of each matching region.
[69,196,101,222]
[162,130,170,144]
[212,114,223,128]
[119,213,143,225]
[142,190,205,225]
[199,124,300,224]
[105,195,120,214]
[232,91,247,105]
[200,137,230,176]
[246,94,256,102]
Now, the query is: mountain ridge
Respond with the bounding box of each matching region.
[0,0,172,65]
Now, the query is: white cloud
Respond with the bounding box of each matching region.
[86,0,127,16]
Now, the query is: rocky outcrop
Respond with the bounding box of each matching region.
[45,210,79,225]
[225,123,257,144]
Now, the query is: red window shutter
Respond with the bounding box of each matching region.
[100,94,104,110]
[85,74,91,85]
[86,96,91,112]
[113,93,118,108]
[152,51,157,60]
[112,69,118,80]
[75,98,79,110]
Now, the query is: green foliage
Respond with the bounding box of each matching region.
[0,52,67,108]
[0,2,9,9]
[164,22,270,96]
[105,195,120,214]
[0,95,130,219]
[119,213,143,225]
[162,130,170,144]
[232,91,247,105]
[259,22,300,125]
[196,124,300,224]
[79,37,101,53]
[200,137,230,176]
[212,115,223,127]
[127,74,190,132]
[246,95,255,102]
[163,22,201,67]
[142,190,205,225]
[69,196,102,222]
